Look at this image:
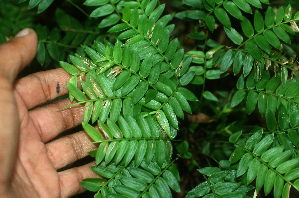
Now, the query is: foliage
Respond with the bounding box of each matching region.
[0,0,34,43]
[2,0,299,197]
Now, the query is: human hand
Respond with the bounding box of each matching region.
[0,28,99,198]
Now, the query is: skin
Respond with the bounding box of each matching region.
[0,28,99,198]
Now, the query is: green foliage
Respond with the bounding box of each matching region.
[0,0,34,43]
[35,8,104,67]
[3,0,299,197]
[60,1,197,196]
[227,128,299,198]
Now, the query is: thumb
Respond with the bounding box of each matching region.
[0,28,37,188]
[0,28,38,83]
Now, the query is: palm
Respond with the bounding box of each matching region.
[12,93,60,198]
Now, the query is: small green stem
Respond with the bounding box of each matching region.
[93,137,170,144]
[66,0,90,18]
[62,28,99,34]
[109,0,121,15]
[40,40,78,49]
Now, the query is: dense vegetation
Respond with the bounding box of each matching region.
[1,0,299,197]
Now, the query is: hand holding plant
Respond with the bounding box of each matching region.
[0,28,98,198]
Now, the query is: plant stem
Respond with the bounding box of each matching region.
[66,0,90,18]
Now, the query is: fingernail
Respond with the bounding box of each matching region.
[15,28,31,38]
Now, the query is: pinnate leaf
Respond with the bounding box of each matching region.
[276,6,285,24]
[245,40,262,61]
[254,10,264,32]
[203,91,218,102]
[83,124,103,142]
[254,35,271,54]
[246,0,262,8]
[224,27,243,45]
[220,49,234,73]
[253,134,274,156]
[84,0,109,6]
[236,153,253,177]
[264,30,281,50]
[90,4,114,18]
[67,82,86,101]
[205,15,215,32]
[214,8,231,28]
[265,6,275,27]
[223,2,243,20]
[98,14,120,28]
[38,0,54,14]
[231,90,246,108]
[80,178,106,192]
[273,26,291,44]
[60,61,80,75]
[233,0,252,14]
[241,17,254,37]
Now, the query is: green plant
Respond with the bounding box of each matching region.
[2,0,299,197]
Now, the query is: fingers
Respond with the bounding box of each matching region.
[28,98,85,143]
[14,68,72,110]
[58,162,100,198]
[46,130,97,170]
[0,28,38,83]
